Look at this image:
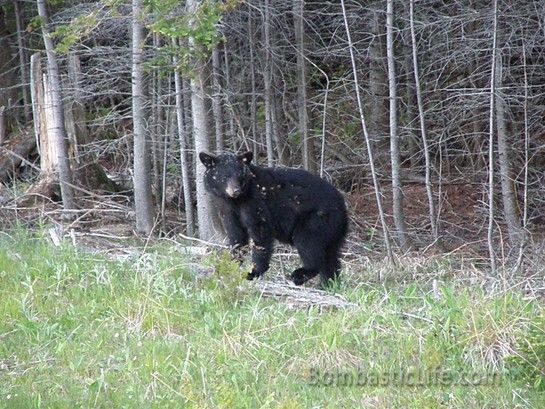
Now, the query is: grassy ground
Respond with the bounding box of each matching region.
[0,229,543,408]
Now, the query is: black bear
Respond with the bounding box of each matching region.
[199,151,348,287]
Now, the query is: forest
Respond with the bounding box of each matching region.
[0,0,544,407]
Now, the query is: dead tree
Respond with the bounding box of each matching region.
[409,0,440,246]
[36,0,75,211]
[341,0,394,266]
[386,0,411,251]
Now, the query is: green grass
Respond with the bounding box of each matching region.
[0,229,543,408]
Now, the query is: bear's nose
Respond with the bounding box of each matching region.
[226,184,242,198]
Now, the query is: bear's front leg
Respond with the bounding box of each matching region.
[247,236,273,280]
[220,209,249,263]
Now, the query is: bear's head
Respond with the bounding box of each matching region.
[199,151,254,199]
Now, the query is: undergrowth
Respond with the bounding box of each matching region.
[0,228,543,408]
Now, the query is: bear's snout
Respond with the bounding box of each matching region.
[225,180,243,198]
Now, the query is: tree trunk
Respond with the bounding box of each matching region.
[0,106,5,145]
[495,52,522,246]
[409,0,440,246]
[30,53,45,163]
[294,0,316,173]
[212,44,224,153]
[369,9,389,164]
[187,0,215,241]
[248,6,258,154]
[223,45,237,150]
[13,0,31,122]
[487,0,499,274]
[404,48,420,170]
[131,0,155,234]
[36,0,75,211]
[272,75,289,165]
[263,0,275,166]
[0,11,18,133]
[174,38,195,237]
[66,54,89,158]
[151,33,164,204]
[386,0,411,252]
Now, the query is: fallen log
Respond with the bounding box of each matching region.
[254,280,356,309]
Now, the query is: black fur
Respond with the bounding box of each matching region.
[200,151,348,287]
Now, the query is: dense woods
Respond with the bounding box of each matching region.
[0,0,545,267]
[2,1,545,406]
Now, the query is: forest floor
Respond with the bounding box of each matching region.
[0,223,544,408]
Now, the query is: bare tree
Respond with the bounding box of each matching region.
[386,0,411,251]
[341,0,394,265]
[521,44,529,240]
[409,0,440,245]
[131,0,155,234]
[36,0,75,211]
[487,0,499,274]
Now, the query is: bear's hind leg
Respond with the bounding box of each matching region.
[291,231,326,286]
[319,243,342,288]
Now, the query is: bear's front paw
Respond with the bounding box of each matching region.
[247,269,261,281]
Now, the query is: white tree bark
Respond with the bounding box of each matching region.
[36,0,75,211]
[187,0,215,241]
[263,0,274,166]
[131,0,155,234]
[30,53,44,158]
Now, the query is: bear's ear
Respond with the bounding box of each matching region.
[238,151,253,164]
[199,152,217,169]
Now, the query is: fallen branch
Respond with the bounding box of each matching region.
[254,280,356,309]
